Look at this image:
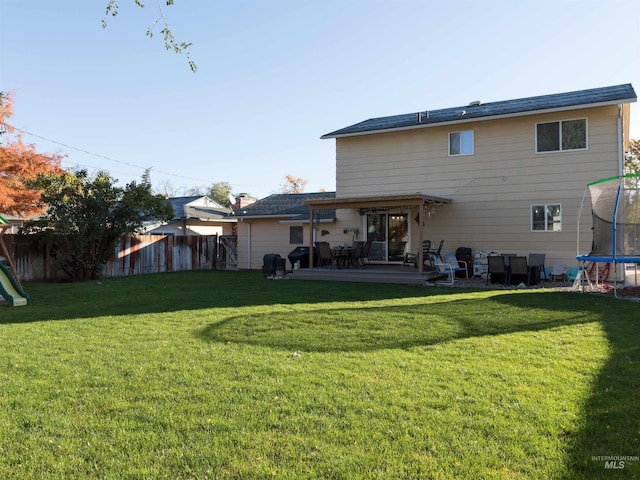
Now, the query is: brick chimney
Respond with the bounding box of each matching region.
[234,195,256,210]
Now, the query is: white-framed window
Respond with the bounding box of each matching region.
[531,204,562,232]
[535,119,587,153]
[448,130,474,156]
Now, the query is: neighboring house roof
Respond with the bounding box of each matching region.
[232,192,337,222]
[168,196,232,221]
[0,213,39,234]
[321,83,637,139]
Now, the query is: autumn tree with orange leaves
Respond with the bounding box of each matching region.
[280,174,308,194]
[626,139,639,174]
[0,93,65,216]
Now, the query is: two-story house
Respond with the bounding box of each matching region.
[233,84,636,274]
[301,84,636,272]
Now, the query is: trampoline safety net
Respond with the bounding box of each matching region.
[585,174,640,258]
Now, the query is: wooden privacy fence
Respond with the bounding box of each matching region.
[4,234,222,282]
[105,235,218,277]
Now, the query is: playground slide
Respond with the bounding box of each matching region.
[0,262,29,307]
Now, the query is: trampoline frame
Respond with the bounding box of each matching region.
[576,174,640,296]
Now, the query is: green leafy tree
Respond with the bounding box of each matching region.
[625,139,639,174]
[141,166,153,184]
[102,0,196,72]
[22,169,173,281]
[209,181,234,207]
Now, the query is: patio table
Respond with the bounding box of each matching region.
[332,247,354,269]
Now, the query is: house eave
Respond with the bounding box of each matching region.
[235,213,336,223]
[235,214,301,220]
[170,217,236,223]
[279,217,336,224]
[304,193,451,210]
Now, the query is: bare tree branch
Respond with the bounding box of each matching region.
[102,0,197,72]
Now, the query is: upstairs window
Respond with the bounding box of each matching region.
[531,204,562,232]
[536,119,587,153]
[449,130,474,156]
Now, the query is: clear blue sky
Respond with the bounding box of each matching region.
[2,0,639,200]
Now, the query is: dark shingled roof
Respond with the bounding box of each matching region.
[321,84,636,139]
[232,192,336,221]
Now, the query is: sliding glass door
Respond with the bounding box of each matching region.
[366,213,408,262]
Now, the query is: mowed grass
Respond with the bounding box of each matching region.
[0,271,638,479]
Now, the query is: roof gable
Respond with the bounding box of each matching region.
[168,196,231,220]
[322,83,637,139]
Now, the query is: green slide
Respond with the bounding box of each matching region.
[0,261,29,307]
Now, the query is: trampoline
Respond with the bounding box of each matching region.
[576,174,640,294]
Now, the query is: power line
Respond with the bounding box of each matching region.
[7,125,215,185]
[5,124,276,195]
[61,159,146,182]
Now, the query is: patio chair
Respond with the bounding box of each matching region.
[444,253,468,279]
[486,255,507,285]
[314,241,333,269]
[502,254,516,268]
[423,252,437,273]
[499,254,516,283]
[509,256,530,286]
[402,240,431,268]
[428,240,445,260]
[541,265,551,281]
[433,255,456,285]
[567,266,579,281]
[529,253,549,285]
[388,241,407,262]
[350,241,364,267]
[551,263,566,281]
[332,245,353,269]
[353,240,372,267]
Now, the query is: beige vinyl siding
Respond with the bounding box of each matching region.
[237,215,366,270]
[237,219,291,270]
[236,219,340,270]
[335,104,624,266]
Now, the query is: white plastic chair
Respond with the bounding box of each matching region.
[444,253,468,279]
[433,255,456,285]
[551,263,566,281]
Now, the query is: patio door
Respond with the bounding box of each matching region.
[366,213,408,262]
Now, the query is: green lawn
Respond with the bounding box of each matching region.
[1,271,638,479]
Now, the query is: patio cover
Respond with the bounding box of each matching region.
[304,193,451,273]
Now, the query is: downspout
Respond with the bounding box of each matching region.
[247,221,252,270]
[308,207,315,270]
[614,104,624,291]
[617,104,624,177]
[418,201,424,274]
